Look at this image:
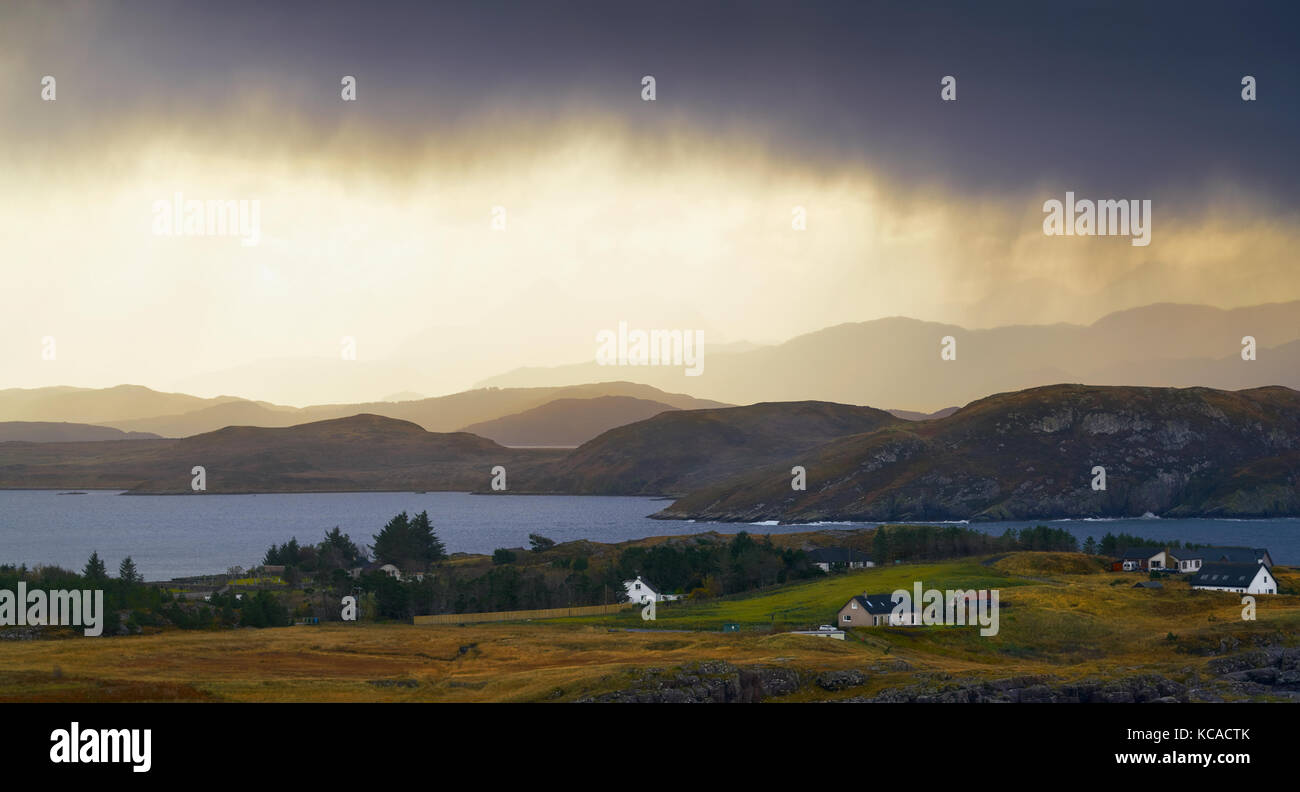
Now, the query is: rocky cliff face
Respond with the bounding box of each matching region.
[656,385,1300,522]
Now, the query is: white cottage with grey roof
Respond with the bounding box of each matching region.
[1188,563,1278,595]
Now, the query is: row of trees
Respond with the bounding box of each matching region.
[264,527,368,577]
[263,511,448,579]
[611,531,816,597]
[357,564,614,620]
[867,524,1210,563]
[871,523,1079,564]
[1092,532,1205,557]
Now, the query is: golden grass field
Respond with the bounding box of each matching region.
[1,553,1297,702]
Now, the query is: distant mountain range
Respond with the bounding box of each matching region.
[8,302,1295,443]
[2,385,1296,521]
[3,301,1297,517]
[475,301,1300,411]
[0,382,727,444]
[0,385,248,424]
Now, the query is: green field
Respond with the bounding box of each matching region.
[565,559,1022,630]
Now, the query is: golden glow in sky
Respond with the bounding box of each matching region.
[2,111,1298,404]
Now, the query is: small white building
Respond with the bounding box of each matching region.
[788,625,846,640]
[622,576,679,604]
[1146,549,1179,572]
[351,562,404,581]
[1188,563,1278,595]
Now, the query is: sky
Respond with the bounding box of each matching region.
[2,0,1299,404]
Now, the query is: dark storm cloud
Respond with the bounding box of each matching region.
[5,0,1299,207]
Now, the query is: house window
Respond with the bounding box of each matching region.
[850,601,857,609]
[843,615,851,622]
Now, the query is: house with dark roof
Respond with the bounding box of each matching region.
[808,547,873,572]
[836,593,919,627]
[1178,546,1273,573]
[1112,548,1154,572]
[1187,562,1278,595]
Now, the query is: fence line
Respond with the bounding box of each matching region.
[413,602,634,625]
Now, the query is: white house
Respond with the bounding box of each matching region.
[1188,562,1278,595]
[1146,549,1179,572]
[622,576,679,604]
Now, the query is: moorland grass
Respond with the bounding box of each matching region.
[1,553,1296,701]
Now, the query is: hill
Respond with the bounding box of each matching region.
[657,384,1300,521]
[459,395,680,446]
[0,414,566,494]
[0,422,161,442]
[532,401,901,495]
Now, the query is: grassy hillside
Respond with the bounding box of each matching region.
[595,553,1300,671]
[2,554,1295,702]
[566,559,1023,631]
